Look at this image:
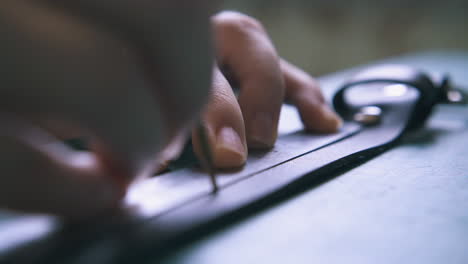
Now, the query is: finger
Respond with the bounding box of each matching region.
[192,68,247,169]
[213,11,285,149]
[0,1,187,180]
[281,59,342,133]
[43,0,214,134]
[0,115,122,219]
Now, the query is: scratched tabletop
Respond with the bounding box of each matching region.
[1,51,467,264]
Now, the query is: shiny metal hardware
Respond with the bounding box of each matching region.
[353,106,382,126]
[438,75,466,104]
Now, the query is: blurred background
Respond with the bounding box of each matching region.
[222,0,468,75]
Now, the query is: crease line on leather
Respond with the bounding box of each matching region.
[150,125,362,219]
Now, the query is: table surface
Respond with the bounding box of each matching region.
[1,51,468,264]
[159,51,468,264]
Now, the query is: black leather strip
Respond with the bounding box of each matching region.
[332,64,441,131]
[0,65,444,264]
[125,122,360,218]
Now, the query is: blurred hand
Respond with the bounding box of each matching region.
[192,11,342,169]
[0,3,341,219]
[0,0,213,218]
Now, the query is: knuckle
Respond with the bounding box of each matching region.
[212,11,265,34]
[211,89,232,106]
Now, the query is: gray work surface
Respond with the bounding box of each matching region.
[1,51,467,264]
[160,51,468,264]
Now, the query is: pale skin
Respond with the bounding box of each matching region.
[0,1,341,219]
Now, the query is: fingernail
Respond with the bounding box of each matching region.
[215,127,246,168]
[321,106,343,132]
[248,112,276,148]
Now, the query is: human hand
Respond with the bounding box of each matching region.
[0,0,213,218]
[191,11,342,169]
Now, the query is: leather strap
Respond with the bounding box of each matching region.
[333,64,445,131]
[0,65,458,264]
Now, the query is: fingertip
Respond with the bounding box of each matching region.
[281,58,343,133]
[302,104,343,134]
[214,126,247,168]
[193,121,247,169]
[318,106,343,133]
